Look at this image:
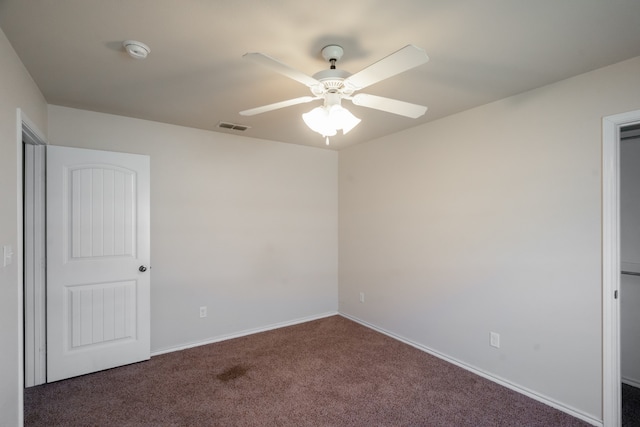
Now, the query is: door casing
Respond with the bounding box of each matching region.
[18,109,47,425]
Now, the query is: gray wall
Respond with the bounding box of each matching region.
[47,105,339,353]
[338,56,640,421]
[0,27,47,426]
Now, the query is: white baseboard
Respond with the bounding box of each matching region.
[151,311,338,357]
[339,312,602,427]
[622,376,640,389]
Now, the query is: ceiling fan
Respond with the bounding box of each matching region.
[240,44,430,145]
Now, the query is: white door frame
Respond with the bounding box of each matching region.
[602,108,640,427]
[17,109,47,424]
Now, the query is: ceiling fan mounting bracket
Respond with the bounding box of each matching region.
[321,45,344,63]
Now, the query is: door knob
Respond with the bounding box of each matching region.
[139,265,147,272]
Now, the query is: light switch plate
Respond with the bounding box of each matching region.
[3,245,13,267]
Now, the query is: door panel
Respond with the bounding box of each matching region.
[68,280,136,348]
[47,145,150,382]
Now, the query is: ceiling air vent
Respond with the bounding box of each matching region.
[217,121,250,132]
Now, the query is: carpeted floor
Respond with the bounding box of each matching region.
[25,315,590,426]
[623,383,640,426]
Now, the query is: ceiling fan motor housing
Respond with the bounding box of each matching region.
[311,68,354,96]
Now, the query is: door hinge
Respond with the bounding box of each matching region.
[614,290,618,299]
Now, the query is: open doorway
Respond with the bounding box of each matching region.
[603,109,640,427]
[619,123,640,425]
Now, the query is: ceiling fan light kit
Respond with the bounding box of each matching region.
[302,92,361,144]
[240,44,429,146]
[303,104,361,138]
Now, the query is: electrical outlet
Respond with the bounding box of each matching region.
[490,332,500,348]
[359,292,365,303]
[199,306,207,318]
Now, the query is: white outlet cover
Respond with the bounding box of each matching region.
[490,332,500,348]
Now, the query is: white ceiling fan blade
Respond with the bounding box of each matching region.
[351,93,427,118]
[240,96,319,116]
[243,52,321,87]
[344,45,429,90]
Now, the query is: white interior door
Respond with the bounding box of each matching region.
[46,145,150,382]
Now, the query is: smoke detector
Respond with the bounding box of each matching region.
[123,40,150,59]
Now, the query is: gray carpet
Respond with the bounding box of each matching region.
[623,383,640,426]
[25,315,590,426]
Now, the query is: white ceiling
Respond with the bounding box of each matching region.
[2,0,640,150]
